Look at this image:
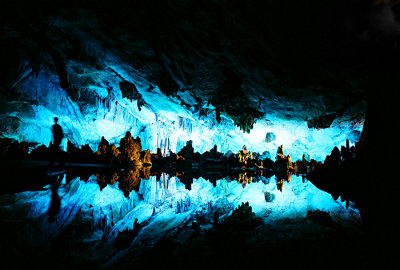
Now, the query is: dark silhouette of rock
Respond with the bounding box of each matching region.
[306,209,335,228]
[114,218,141,249]
[177,140,194,160]
[30,144,52,160]
[0,138,30,160]
[203,144,222,160]
[80,144,95,161]
[324,146,341,167]
[264,191,275,202]
[215,202,261,231]
[307,113,337,129]
[65,141,95,163]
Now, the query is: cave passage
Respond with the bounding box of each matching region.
[4,0,400,267]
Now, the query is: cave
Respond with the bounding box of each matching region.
[0,0,398,269]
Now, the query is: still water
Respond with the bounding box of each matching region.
[0,172,361,267]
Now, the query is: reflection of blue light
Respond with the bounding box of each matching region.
[2,174,359,255]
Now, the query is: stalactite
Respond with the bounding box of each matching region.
[163,137,167,157]
[89,195,137,234]
[113,100,118,120]
[176,194,191,213]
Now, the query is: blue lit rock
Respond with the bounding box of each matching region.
[265,132,276,143]
[264,191,276,202]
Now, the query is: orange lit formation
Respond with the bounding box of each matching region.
[0,134,332,196]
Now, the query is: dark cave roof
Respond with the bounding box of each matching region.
[3,0,399,130]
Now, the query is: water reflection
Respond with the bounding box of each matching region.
[47,173,61,222]
[276,170,293,192]
[0,164,360,268]
[43,164,351,229]
[64,165,292,197]
[0,139,361,268]
[95,167,151,197]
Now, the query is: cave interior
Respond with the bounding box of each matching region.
[0,0,398,268]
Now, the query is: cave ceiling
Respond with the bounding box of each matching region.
[3,0,398,132]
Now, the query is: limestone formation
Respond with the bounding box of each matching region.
[119,131,142,166]
[265,132,276,143]
[118,168,141,197]
[139,150,151,165]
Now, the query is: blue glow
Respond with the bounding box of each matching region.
[0,174,360,264]
[0,51,363,161]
